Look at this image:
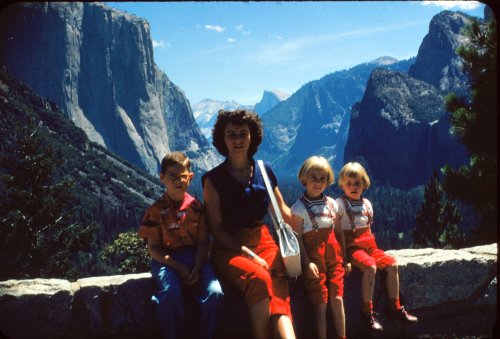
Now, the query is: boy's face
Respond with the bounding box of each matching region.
[341,175,364,200]
[160,164,193,202]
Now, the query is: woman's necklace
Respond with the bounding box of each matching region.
[227,162,253,184]
[227,162,252,173]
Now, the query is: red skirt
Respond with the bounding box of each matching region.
[211,225,292,317]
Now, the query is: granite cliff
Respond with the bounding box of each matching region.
[257,57,414,178]
[0,2,220,175]
[408,11,472,96]
[342,10,479,189]
[344,68,468,189]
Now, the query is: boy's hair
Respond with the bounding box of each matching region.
[160,151,191,174]
[297,156,335,186]
[212,109,263,157]
[338,162,371,189]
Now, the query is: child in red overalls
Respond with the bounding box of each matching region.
[291,156,348,339]
[336,162,417,332]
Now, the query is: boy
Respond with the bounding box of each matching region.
[138,152,223,339]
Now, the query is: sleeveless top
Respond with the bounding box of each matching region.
[202,159,277,231]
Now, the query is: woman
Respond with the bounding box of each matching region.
[202,109,296,339]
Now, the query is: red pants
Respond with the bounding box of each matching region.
[301,228,344,304]
[211,225,291,317]
[345,228,396,272]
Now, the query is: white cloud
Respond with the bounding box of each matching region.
[205,24,226,32]
[152,39,169,48]
[236,24,250,35]
[228,38,237,43]
[421,1,482,10]
[269,34,283,40]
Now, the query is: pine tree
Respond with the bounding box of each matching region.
[442,14,497,245]
[99,231,149,274]
[414,169,442,248]
[0,119,94,279]
[414,169,464,249]
[439,199,464,248]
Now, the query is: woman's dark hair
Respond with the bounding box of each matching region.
[212,109,263,157]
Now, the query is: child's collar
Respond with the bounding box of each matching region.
[163,192,195,210]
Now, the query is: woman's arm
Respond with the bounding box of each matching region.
[203,177,240,252]
[203,177,268,268]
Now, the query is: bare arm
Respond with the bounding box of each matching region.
[147,237,190,280]
[334,217,351,273]
[203,177,268,268]
[291,213,311,267]
[273,186,293,225]
[193,213,209,271]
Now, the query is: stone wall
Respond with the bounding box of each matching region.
[0,244,497,338]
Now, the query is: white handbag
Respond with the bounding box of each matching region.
[257,160,302,278]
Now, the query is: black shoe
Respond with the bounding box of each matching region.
[361,311,383,331]
[388,306,418,323]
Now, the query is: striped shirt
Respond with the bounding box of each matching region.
[336,196,373,231]
[291,194,338,234]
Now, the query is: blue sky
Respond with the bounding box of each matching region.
[106,1,486,106]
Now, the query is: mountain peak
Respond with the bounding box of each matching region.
[368,56,399,66]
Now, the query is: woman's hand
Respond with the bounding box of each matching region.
[307,262,320,278]
[252,254,269,270]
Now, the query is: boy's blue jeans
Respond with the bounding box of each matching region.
[151,247,223,339]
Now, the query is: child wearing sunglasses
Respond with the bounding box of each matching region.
[336,162,417,333]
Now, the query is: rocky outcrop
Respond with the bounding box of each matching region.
[192,99,253,141]
[257,57,414,179]
[408,11,472,96]
[253,89,289,117]
[0,244,496,338]
[344,68,468,189]
[0,2,220,175]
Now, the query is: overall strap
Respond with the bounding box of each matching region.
[300,195,320,230]
[341,195,372,231]
[340,195,356,231]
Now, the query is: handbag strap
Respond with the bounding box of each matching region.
[257,160,284,230]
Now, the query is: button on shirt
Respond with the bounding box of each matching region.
[138,192,203,250]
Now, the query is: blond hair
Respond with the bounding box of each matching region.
[338,162,371,189]
[297,156,335,186]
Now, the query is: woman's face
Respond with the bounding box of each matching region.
[224,123,251,157]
